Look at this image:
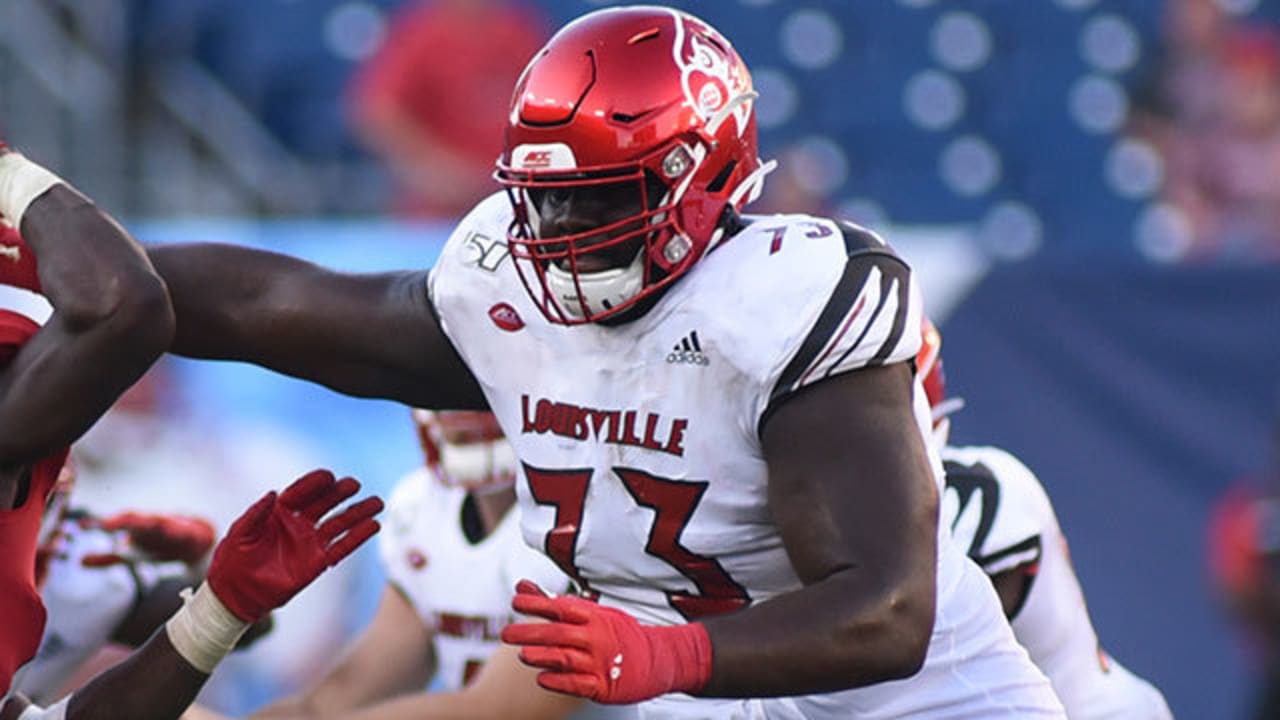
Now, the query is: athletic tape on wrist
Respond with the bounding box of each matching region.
[17,697,68,720]
[0,153,64,229]
[164,581,250,674]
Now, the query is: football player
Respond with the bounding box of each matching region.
[0,145,383,719]
[920,319,1174,718]
[252,410,619,720]
[141,6,1064,717]
[22,469,270,705]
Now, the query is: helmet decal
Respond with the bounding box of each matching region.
[670,10,751,138]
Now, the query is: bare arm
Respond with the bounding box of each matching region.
[146,243,484,410]
[700,362,938,696]
[254,586,435,718]
[62,628,210,720]
[0,184,174,466]
[253,645,582,720]
[346,644,582,720]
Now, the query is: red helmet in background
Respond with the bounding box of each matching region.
[496,5,773,324]
[917,316,964,446]
[412,409,517,494]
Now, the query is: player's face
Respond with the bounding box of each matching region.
[528,178,654,272]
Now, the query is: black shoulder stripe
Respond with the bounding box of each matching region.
[974,534,1043,572]
[833,223,912,371]
[822,267,892,381]
[868,256,912,366]
[835,220,886,253]
[762,225,910,431]
[944,460,1001,558]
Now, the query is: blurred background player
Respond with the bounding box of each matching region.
[20,465,271,706]
[0,145,383,719]
[251,410,627,720]
[919,319,1173,719]
[1207,413,1280,720]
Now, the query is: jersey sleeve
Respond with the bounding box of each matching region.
[943,446,1049,575]
[426,192,523,376]
[751,219,924,430]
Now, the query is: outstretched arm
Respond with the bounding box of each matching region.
[0,148,174,467]
[147,243,484,410]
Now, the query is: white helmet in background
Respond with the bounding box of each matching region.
[412,410,517,495]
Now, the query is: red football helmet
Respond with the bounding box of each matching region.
[917,316,964,445]
[495,6,773,324]
[412,409,517,494]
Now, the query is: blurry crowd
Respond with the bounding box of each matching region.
[1134,0,1280,262]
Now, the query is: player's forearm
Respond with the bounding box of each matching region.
[21,186,173,340]
[0,302,170,463]
[698,560,936,697]
[65,629,209,720]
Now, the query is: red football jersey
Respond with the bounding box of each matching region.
[0,231,65,697]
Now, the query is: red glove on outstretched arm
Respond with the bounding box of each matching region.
[500,580,714,704]
[165,470,384,675]
[207,469,384,622]
[84,511,217,567]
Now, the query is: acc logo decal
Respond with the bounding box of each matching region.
[489,303,524,332]
[522,150,553,169]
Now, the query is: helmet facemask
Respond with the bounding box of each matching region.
[413,410,517,495]
[501,139,712,324]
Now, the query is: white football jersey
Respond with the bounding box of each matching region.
[429,193,1064,718]
[17,518,164,703]
[381,469,635,720]
[380,468,571,690]
[942,445,1172,719]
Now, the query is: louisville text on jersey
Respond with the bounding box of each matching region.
[520,394,688,457]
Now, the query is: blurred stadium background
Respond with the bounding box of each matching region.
[4,0,1280,717]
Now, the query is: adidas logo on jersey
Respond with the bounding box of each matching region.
[667,331,709,366]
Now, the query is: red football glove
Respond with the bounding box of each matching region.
[82,511,217,567]
[500,580,713,704]
[207,469,383,623]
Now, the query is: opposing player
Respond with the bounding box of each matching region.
[0,146,383,719]
[253,410,611,720]
[142,6,1063,717]
[919,320,1173,718]
[22,473,268,704]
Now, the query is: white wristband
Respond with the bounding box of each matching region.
[164,581,250,674]
[18,697,68,720]
[0,153,64,229]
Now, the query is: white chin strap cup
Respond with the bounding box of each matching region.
[545,251,645,319]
